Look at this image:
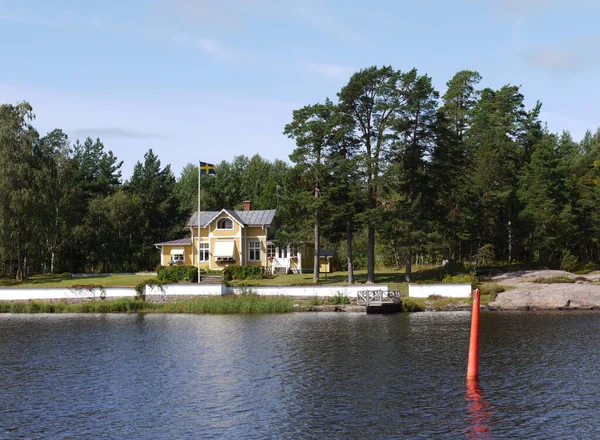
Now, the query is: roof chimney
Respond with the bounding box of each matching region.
[243,200,252,211]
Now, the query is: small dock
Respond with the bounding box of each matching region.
[357,290,402,314]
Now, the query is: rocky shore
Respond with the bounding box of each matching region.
[488,270,600,310]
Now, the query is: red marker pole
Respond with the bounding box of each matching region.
[467,288,481,380]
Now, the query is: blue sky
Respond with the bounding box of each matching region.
[1,0,598,179]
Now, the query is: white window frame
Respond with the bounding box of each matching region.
[217,218,233,230]
[267,244,275,258]
[289,245,298,257]
[279,246,287,258]
[198,242,209,262]
[172,253,184,262]
[249,241,261,262]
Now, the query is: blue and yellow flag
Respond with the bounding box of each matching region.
[199,161,216,175]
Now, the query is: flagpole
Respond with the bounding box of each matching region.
[197,161,201,283]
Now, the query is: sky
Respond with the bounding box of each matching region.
[1,0,598,179]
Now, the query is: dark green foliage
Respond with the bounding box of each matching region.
[560,250,579,273]
[4,64,600,279]
[329,292,350,305]
[443,260,470,276]
[222,265,263,281]
[442,274,478,286]
[135,278,165,299]
[156,265,198,283]
[402,299,424,312]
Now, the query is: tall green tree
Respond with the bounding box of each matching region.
[284,99,340,282]
[466,85,532,261]
[0,102,39,278]
[430,71,482,260]
[35,129,75,273]
[127,149,180,269]
[382,70,439,281]
[338,66,406,283]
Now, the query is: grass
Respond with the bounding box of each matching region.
[532,276,575,284]
[0,273,154,288]
[0,267,515,313]
[1,268,420,290]
[0,294,294,314]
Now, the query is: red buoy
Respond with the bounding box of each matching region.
[467,288,481,380]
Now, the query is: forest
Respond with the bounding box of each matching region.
[1,66,600,283]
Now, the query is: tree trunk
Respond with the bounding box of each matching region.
[313,219,320,283]
[366,225,376,283]
[50,251,55,274]
[346,219,354,284]
[405,250,412,282]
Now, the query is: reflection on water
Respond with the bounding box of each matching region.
[465,379,492,439]
[1,311,600,439]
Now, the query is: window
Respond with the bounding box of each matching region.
[249,241,261,261]
[198,243,209,262]
[279,246,287,258]
[217,218,233,230]
[267,244,275,258]
[289,245,298,257]
[170,248,185,265]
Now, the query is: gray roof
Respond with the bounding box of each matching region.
[186,209,276,228]
[320,249,335,258]
[155,237,192,246]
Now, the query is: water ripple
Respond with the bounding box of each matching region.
[1,311,600,438]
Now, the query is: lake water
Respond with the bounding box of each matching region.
[1,311,600,439]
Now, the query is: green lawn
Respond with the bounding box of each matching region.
[0,268,418,290]
[0,267,500,301]
[0,273,154,288]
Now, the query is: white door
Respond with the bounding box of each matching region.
[273,246,289,270]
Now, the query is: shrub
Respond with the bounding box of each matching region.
[308,296,321,305]
[474,244,495,266]
[330,292,350,305]
[443,260,467,276]
[561,250,579,273]
[402,299,424,312]
[135,278,165,300]
[157,265,198,283]
[222,265,263,281]
[574,262,597,275]
[442,273,478,286]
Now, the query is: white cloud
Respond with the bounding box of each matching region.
[521,35,600,74]
[71,127,169,140]
[303,62,354,79]
[522,47,585,73]
[196,38,244,59]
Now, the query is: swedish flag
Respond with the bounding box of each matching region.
[199,161,216,175]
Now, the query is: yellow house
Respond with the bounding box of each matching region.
[155,201,334,274]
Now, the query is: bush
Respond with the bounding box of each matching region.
[574,262,597,275]
[561,250,579,273]
[157,265,198,283]
[442,273,478,286]
[222,265,263,281]
[330,292,350,305]
[135,278,165,300]
[402,299,424,312]
[443,260,468,276]
[474,244,495,266]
